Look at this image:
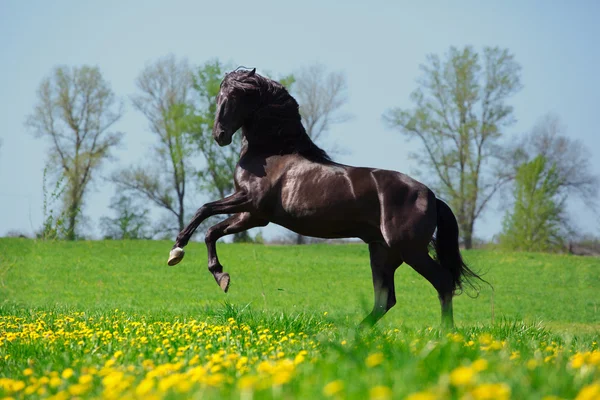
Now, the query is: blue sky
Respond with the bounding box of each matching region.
[1,0,599,240]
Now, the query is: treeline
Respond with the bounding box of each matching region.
[18,46,600,253]
[25,57,349,245]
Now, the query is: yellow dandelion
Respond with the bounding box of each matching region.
[590,351,600,366]
[25,385,38,395]
[102,371,124,388]
[257,361,274,374]
[61,368,74,379]
[49,376,62,388]
[369,385,392,400]
[450,366,475,387]
[471,383,511,400]
[23,368,33,377]
[294,353,306,365]
[11,380,25,392]
[68,383,90,396]
[366,352,385,368]
[405,391,437,400]
[472,359,488,372]
[204,373,225,387]
[323,380,344,397]
[175,380,192,393]
[575,383,600,400]
[272,370,293,386]
[448,332,464,343]
[237,375,258,390]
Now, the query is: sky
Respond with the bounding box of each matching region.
[1,0,599,241]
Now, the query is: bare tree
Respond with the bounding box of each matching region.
[26,65,123,240]
[507,113,598,206]
[383,46,522,249]
[112,55,194,233]
[290,63,351,244]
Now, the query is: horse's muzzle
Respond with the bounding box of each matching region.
[214,130,232,146]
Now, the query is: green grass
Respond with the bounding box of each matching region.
[0,238,599,399]
[1,238,598,330]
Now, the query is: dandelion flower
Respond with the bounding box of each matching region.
[366,352,384,368]
[369,385,392,400]
[323,380,344,397]
[450,366,475,387]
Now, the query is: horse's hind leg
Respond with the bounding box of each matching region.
[361,242,402,327]
[204,213,268,292]
[403,247,455,329]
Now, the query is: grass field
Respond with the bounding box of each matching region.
[0,238,599,399]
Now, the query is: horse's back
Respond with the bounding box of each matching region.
[364,167,438,247]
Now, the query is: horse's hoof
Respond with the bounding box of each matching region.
[168,247,185,266]
[218,273,230,293]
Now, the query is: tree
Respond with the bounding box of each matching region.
[112,54,195,233]
[187,60,238,201]
[505,113,598,208]
[288,63,351,244]
[26,65,124,240]
[185,60,294,242]
[294,63,351,144]
[100,194,151,239]
[499,156,566,252]
[383,46,522,249]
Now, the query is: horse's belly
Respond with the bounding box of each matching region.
[270,215,376,240]
[269,200,381,240]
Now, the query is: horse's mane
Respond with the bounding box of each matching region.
[223,69,333,163]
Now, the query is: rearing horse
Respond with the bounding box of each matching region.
[168,68,482,328]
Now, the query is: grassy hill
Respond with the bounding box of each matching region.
[1,238,598,331]
[1,238,599,399]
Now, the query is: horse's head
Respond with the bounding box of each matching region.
[213,68,259,146]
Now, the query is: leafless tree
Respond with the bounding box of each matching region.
[26,65,124,240]
[508,113,598,206]
[112,54,194,233]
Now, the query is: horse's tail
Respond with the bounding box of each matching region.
[433,199,485,295]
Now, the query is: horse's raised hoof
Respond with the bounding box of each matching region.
[217,273,230,293]
[168,247,185,266]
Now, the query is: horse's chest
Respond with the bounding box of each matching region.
[234,166,272,207]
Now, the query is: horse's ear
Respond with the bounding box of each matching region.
[248,68,256,76]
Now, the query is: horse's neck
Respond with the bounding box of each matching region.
[242,118,307,155]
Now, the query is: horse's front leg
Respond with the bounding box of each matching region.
[168,191,250,266]
[205,212,268,292]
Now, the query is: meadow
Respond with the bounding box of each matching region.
[0,238,599,399]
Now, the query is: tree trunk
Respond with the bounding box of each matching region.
[66,206,77,241]
[462,223,473,249]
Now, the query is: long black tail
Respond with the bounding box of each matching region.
[433,199,485,295]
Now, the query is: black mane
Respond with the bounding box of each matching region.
[223,70,333,163]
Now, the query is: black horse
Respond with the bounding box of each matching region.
[168,68,482,328]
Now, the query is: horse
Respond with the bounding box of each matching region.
[167,68,482,328]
